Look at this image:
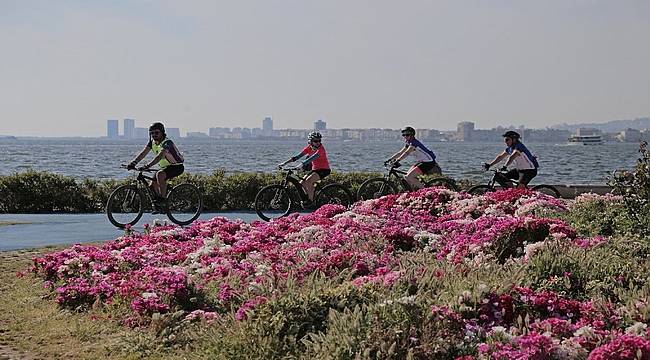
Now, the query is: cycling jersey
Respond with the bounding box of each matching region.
[295,144,330,170]
[506,142,538,170]
[147,138,184,169]
[404,138,436,162]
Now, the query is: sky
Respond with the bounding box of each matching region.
[1,0,649,137]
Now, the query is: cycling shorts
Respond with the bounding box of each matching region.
[162,164,184,179]
[504,168,537,186]
[415,161,442,175]
[308,169,331,179]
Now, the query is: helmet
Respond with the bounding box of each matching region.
[149,122,166,135]
[401,126,416,136]
[502,130,520,140]
[308,131,322,141]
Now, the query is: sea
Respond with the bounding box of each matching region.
[0,138,643,185]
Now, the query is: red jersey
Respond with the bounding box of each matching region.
[301,144,330,170]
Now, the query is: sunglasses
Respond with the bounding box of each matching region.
[311,140,321,143]
[149,130,162,135]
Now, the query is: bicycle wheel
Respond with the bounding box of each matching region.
[255,184,292,221]
[356,178,397,201]
[467,185,496,196]
[424,177,460,192]
[166,183,203,226]
[531,184,561,198]
[315,183,354,208]
[106,184,144,228]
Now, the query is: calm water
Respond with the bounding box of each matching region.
[0,138,642,184]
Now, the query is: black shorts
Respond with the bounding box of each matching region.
[415,161,442,175]
[504,168,537,186]
[308,169,331,179]
[162,164,184,179]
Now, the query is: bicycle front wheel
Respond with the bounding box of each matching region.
[255,184,292,222]
[424,177,460,192]
[531,184,561,198]
[315,183,354,208]
[106,184,144,228]
[166,183,203,226]
[467,185,496,196]
[356,178,397,201]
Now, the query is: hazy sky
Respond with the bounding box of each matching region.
[1,0,649,136]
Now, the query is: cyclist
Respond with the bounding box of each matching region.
[385,126,442,190]
[278,131,331,205]
[482,130,538,189]
[127,122,185,207]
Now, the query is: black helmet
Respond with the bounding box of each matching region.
[401,126,416,136]
[502,130,520,139]
[308,131,322,141]
[149,122,166,135]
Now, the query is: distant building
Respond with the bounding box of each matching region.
[107,120,119,138]
[123,119,135,139]
[134,127,149,139]
[167,128,181,138]
[576,127,601,136]
[186,131,209,138]
[209,127,231,138]
[457,122,474,141]
[314,119,327,131]
[251,127,263,137]
[262,117,273,136]
[618,128,643,142]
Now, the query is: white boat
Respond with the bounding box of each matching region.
[567,135,603,145]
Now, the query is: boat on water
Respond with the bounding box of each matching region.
[567,135,603,145]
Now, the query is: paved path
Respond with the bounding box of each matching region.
[0,212,260,251]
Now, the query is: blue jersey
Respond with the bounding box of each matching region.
[405,138,436,162]
[506,142,538,170]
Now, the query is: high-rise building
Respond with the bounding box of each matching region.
[314,119,327,131]
[123,119,135,139]
[107,120,119,138]
[262,117,273,136]
[457,121,474,141]
[167,128,181,138]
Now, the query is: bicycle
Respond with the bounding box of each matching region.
[254,165,354,221]
[466,168,561,197]
[356,161,459,201]
[106,165,204,228]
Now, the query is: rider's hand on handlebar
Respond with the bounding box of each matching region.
[482,163,490,171]
[126,162,136,170]
[383,159,392,166]
[499,165,508,172]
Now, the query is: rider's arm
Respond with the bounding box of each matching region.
[129,146,151,166]
[503,150,521,167]
[143,149,167,169]
[279,150,307,166]
[301,152,320,166]
[486,151,508,168]
[393,146,415,162]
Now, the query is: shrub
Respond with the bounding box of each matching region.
[609,141,650,236]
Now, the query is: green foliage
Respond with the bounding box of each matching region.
[561,195,634,237]
[609,141,650,236]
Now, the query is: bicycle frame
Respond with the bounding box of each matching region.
[384,164,413,191]
[278,168,311,202]
[487,169,523,189]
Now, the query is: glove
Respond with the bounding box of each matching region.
[393,161,401,168]
[383,159,392,166]
[499,166,508,172]
[127,162,136,170]
[482,163,490,171]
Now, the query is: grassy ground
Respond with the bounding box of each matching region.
[0,247,167,360]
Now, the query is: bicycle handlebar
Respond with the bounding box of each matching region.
[120,164,157,173]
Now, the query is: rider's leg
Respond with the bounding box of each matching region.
[405,166,424,190]
[495,169,519,188]
[518,169,537,189]
[300,172,321,201]
[155,170,168,198]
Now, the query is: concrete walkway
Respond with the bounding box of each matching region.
[0,212,260,251]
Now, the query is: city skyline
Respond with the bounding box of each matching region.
[1,1,649,136]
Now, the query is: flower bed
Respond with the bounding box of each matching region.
[29,188,649,358]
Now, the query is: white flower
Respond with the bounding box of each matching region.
[142,292,158,299]
[625,322,648,336]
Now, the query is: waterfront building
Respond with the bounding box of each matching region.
[134,127,149,139]
[457,122,475,141]
[314,119,327,131]
[167,128,181,138]
[186,131,209,138]
[107,120,119,138]
[262,117,273,136]
[618,128,643,142]
[123,119,135,139]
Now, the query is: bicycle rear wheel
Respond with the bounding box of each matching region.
[166,183,203,226]
[531,184,561,198]
[467,185,496,196]
[106,184,144,228]
[356,178,397,201]
[315,183,354,208]
[255,184,292,221]
[424,177,460,191]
